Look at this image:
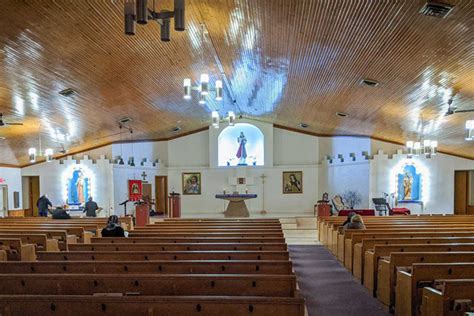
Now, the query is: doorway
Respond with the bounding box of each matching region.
[155,176,168,216]
[454,170,474,215]
[27,176,40,217]
[0,185,8,217]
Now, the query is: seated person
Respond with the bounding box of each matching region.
[101,215,126,237]
[341,211,356,228]
[49,206,71,219]
[343,214,366,230]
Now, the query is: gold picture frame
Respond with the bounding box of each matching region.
[182,172,201,195]
[282,171,303,194]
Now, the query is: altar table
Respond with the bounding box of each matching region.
[215,194,257,218]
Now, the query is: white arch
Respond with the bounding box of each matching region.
[218,123,264,166]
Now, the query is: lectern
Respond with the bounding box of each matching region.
[168,193,181,218]
[135,202,150,227]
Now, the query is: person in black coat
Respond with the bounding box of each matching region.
[37,195,52,217]
[101,215,126,237]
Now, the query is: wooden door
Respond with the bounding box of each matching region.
[454,171,474,215]
[28,176,40,217]
[155,176,168,215]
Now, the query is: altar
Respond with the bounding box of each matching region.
[215,194,257,217]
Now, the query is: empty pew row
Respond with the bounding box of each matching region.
[0,260,293,274]
[0,295,305,316]
[37,250,290,261]
[69,242,287,251]
[0,273,297,297]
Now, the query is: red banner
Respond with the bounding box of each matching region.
[128,180,142,201]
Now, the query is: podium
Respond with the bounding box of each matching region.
[315,203,331,217]
[168,193,181,218]
[135,203,150,227]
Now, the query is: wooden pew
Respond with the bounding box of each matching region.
[376,252,474,309]
[0,233,59,251]
[0,238,36,261]
[36,250,290,261]
[421,279,474,316]
[366,244,474,300]
[69,242,288,252]
[128,232,285,238]
[396,263,474,316]
[0,260,293,274]
[92,237,287,244]
[0,294,305,316]
[0,225,92,243]
[0,273,297,297]
[0,250,6,261]
[353,236,474,281]
[0,229,75,251]
[341,229,474,265]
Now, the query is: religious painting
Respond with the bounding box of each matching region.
[182,173,201,195]
[67,168,90,205]
[283,171,303,194]
[128,180,143,201]
[397,164,421,201]
[238,177,246,185]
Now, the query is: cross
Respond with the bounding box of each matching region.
[141,171,148,181]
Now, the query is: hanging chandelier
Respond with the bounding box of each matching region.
[183,75,223,104]
[211,111,236,129]
[405,139,437,158]
[124,0,185,41]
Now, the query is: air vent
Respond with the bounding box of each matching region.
[172,126,182,132]
[419,2,453,18]
[58,88,77,97]
[299,122,309,129]
[336,112,348,118]
[360,79,379,87]
[119,117,132,124]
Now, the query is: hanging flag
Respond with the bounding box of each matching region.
[128,180,142,201]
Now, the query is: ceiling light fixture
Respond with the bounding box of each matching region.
[228,111,236,126]
[299,122,309,128]
[212,111,220,129]
[124,0,185,41]
[465,120,474,141]
[361,79,379,87]
[405,138,437,158]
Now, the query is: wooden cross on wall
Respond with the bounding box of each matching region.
[141,171,148,181]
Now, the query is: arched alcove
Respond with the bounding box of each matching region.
[218,123,264,166]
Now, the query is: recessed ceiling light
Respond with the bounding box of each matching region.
[336,112,348,118]
[58,88,77,97]
[0,136,5,140]
[299,122,309,128]
[172,126,182,132]
[360,79,379,87]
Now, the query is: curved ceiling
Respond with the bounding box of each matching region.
[0,0,473,166]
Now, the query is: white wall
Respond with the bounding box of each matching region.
[369,152,474,214]
[0,167,22,212]
[274,128,319,165]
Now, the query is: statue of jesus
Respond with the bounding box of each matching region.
[236,132,247,165]
[403,171,413,200]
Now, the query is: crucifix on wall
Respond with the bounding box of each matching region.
[141,171,148,182]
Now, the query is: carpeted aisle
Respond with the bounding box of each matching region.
[289,245,389,316]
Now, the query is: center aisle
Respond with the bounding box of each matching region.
[289,245,389,316]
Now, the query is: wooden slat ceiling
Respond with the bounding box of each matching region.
[0,0,473,166]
